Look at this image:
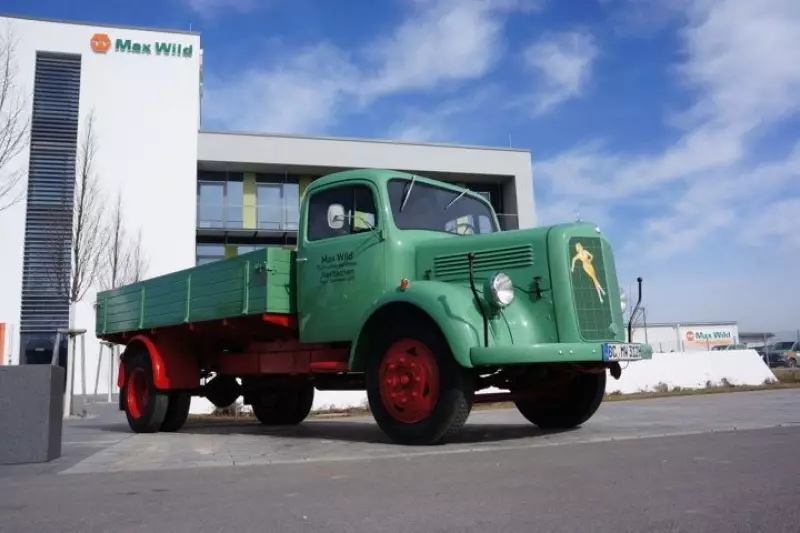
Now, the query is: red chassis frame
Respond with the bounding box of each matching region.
[106,313,351,392]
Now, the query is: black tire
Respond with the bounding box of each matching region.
[160,391,192,432]
[366,321,474,446]
[514,371,606,429]
[251,381,315,425]
[123,350,169,433]
[204,375,242,408]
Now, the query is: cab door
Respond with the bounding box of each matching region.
[296,181,386,343]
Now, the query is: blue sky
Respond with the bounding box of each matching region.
[6,0,800,333]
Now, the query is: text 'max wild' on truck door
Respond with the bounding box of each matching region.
[297,181,387,343]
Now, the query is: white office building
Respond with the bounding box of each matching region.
[0,14,535,395]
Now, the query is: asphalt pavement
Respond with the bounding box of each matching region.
[1,389,799,533]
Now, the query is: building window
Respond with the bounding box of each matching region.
[196,243,225,265]
[256,181,300,231]
[307,185,378,241]
[236,244,266,254]
[197,171,244,229]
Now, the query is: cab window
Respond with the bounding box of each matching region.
[307,185,378,241]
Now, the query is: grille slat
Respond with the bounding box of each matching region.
[433,244,534,280]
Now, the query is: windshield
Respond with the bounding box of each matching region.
[386,178,499,235]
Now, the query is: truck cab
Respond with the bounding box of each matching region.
[98,168,652,446]
[297,169,648,365]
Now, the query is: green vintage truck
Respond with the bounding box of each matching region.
[95,168,652,445]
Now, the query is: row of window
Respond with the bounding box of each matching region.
[197,179,300,231]
[197,173,503,234]
[195,243,269,265]
[196,178,499,265]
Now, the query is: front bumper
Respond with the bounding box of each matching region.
[470,342,654,367]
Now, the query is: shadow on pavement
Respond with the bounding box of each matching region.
[72,416,576,446]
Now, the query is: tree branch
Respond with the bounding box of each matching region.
[0,21,29,213]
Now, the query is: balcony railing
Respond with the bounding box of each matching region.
[197,203,300,232]
[197,203,521,233]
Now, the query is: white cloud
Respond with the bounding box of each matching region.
[203,0,534,134]
[185,0,259,19]
[203,44,358,134]
[360,0,510,97]
[534,0,800,328]
[538,0,800,257]
[387,85,502,143]
[523,31,598,115]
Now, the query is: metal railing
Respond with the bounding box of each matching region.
[197,203,521,232]
[197,203,300,232]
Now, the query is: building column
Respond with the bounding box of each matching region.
[243,172,257,230]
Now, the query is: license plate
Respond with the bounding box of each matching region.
[602,343,643,362]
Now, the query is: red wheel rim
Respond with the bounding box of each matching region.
[378,339,440,424]
[126,368,149,419]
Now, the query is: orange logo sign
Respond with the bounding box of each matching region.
[685,331,695,342]
[90,33,112,53]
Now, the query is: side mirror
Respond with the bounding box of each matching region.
[327,203,345,229]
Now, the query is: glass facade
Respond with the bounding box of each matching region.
[195,170,508,265]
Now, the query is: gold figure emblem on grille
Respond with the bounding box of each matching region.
[570,242,606,303]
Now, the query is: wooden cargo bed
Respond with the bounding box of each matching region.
[95,248,295,337]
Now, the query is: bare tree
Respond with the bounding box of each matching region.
[49,110,107,304]
[99,191,127,292]
[0,21,30,213]
[99,191,148,291]
[126,228,148,284]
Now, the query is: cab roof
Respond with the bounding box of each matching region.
[307,168,470,196]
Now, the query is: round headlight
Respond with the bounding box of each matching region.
[619,288,628,314]
[489,272,514,307]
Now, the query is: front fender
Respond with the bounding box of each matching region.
[349,281,486,370]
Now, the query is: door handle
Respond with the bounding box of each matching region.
[296,257,308,263]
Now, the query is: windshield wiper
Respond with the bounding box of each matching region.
[399,175,416,212]
[445,188,468,210]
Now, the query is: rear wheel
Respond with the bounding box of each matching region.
[123,350,169,433]
[514,370,606,429]
[160,391,192,432]
[251,381,315,425]
[366,322,474,446]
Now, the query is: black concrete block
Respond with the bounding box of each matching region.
[0,365,65,464]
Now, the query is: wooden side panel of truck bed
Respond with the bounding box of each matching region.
[95,248,295,336]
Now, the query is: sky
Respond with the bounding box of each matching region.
[4,0,800,334]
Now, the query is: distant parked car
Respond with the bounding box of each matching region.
[765,341,798,368]
[786,341,799,367]
[767,352,793,368]
[711,343,748,351]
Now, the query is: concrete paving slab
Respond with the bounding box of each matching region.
[58,389,800,475]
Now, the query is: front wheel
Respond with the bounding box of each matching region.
[514,370,606,429]
[366,322,474,446]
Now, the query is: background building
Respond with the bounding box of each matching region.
[195,130,533,263]
[631,321,741,352]
[0,14,534,395]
